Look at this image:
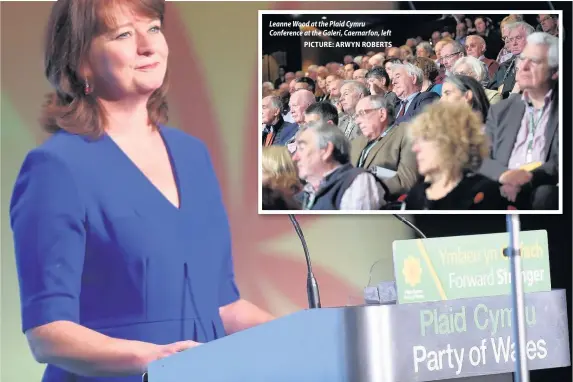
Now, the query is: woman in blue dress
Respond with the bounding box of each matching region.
[9,1,274,381]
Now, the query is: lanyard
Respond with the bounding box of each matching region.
[526,106,543,163]
[303,192,316,210]
[357,126,394,168]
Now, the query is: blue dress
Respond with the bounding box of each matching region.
[10,126,240,382]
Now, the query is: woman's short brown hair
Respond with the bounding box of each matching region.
[41,0,168,137]
[413,57,439,82]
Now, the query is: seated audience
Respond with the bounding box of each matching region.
[439,40,465,76]
[391,63,440,126]
[292,121,386,210]
[441,75,491,123]
[413,57,442,95]
[404,102,508,210]
[480,32,559,210]
[338,80,370,140]
[351,95,418,198]
[489,21,535,99]
[464,34,500,79]
[304,101,339,126]
[415,41,434,59]
[537,14,559,37]
[262,145,302,202]
[452,56,501,104]
[294,76,316,95]
[497,15,523,64]
[260,13,561,212]
[365,67,398,107]
[261,95,298,146]
[262,186,301,210]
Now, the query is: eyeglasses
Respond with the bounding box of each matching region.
[453,70,475,77]
[355,108,382,118]
[439,51,463,62]
[503,35,525,44]
[538,16,553,23]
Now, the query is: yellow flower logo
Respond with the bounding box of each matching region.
[403,256,422,287]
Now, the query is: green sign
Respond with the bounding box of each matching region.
[393,230,551,304]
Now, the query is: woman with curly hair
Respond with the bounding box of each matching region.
[261,146,302,209]
[404,102,508,210]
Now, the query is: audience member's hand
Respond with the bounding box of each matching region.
[335,101,344,114]
[369,83,383,95]
[511,81,521,94]
[499,169,532,187]
[500,184,520,202]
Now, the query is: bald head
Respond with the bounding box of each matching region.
[464,35,487,58]
[289,89,316,124]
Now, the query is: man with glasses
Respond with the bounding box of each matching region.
[464,35,499,79]
[351,95,418,198]
[480,32,559,210]
[488,21,535,99]
[537,14,559,37]
[438,40,465,75]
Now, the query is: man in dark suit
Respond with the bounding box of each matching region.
[488,21,535,99]
[261,95,298,146]
[480,32,559,210]
[391,62,440,126]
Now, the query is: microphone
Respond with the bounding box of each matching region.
[363,214,428,305]
[288,214,321,309]
[392,214,427,239]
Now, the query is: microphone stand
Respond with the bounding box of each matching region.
[504,214,529,382]
[288,214,321,309]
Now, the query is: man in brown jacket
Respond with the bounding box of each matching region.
[350,94,418,199]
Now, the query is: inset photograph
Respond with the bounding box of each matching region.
[259,11,562,213]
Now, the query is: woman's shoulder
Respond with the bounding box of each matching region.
[25,130,94,168]
[159,125,210,153]
[461,172,507,209]
[404,180,430,210]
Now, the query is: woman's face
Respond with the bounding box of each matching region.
[85,6,168,99]
[412,138,442,176]
[441,82,469,105]
[317,76,326,91]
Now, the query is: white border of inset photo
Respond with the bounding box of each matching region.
[258,10,563,215]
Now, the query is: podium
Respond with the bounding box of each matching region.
[147,290,570,382]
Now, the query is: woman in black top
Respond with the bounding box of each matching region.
[404,102,509,210]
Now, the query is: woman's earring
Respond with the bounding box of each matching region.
[84,78,92,95]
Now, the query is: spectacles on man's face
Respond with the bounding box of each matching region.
[504,35,525,44]
[453,70,475,77]
[355,108,381,118]
[439,51,462,62]
[538,16,553,23]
